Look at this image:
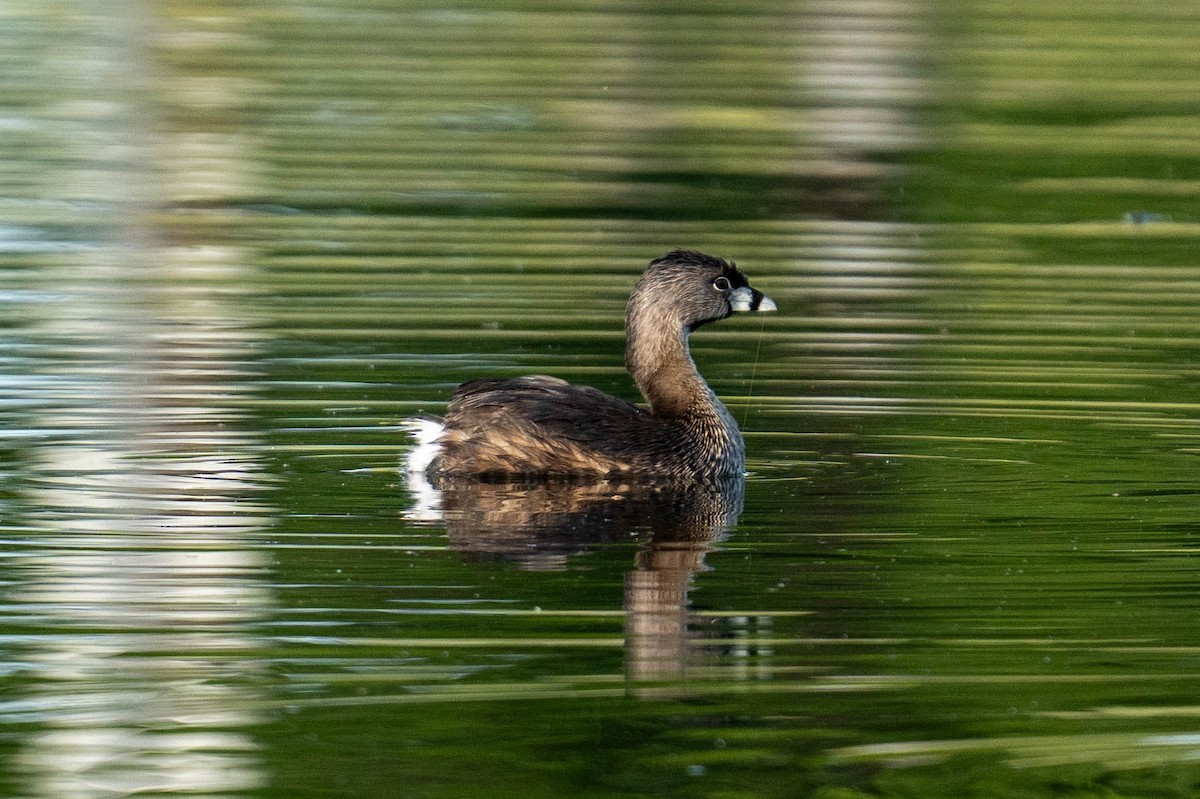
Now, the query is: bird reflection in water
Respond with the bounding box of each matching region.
[407,474,757,685]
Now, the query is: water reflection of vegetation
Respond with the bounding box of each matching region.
[6,0,1200,797]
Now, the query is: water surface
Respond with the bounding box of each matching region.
[3,1,1200,797]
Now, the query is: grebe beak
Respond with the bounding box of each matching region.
[730,286,776,313]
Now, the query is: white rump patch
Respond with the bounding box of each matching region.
[401,417,445,522]
[401,417,445,475]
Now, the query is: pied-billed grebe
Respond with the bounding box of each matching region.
[405,250,776,479]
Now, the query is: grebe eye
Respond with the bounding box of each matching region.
[712,276,732,292]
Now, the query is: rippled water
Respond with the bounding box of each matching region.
[3,1,1200,797]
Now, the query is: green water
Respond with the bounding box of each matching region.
[3,1,1200,797]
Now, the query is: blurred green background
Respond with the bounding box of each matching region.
[2,1,1200,797]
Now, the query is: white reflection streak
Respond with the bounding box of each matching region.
[18,427,271,797]
[801,0,931,158]
[11,3,271,797]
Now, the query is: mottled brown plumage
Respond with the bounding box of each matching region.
[408,250,775,480]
